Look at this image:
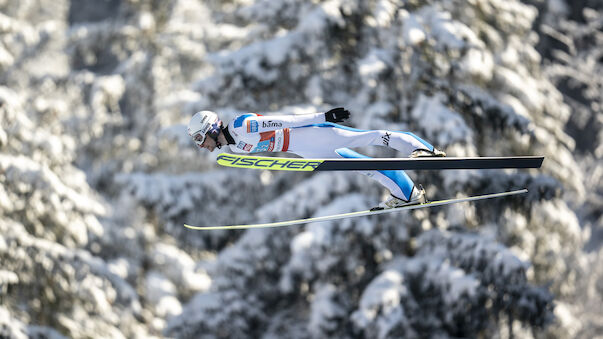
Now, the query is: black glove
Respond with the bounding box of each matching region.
[324,107,350,123]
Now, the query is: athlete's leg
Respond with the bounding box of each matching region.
[288,146,415,201]
[380,131,435,155]
[287,124,427,201]
[287,123,433,156]
[334,148,415,201]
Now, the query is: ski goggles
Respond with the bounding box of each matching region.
[193,131,207,147]
[190,120,221,148]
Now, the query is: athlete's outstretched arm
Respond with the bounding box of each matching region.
[237,108,350,133]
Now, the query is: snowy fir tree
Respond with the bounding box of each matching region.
[0,0,602,338]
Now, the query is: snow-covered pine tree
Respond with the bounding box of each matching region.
[1,0,601,337]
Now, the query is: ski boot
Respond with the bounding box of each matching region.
[371,185,427,211]
[410,147,446,158]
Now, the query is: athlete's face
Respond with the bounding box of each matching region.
[192,132,217,152]
[199,135,217,152]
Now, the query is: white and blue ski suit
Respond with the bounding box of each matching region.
[223,112,435,201]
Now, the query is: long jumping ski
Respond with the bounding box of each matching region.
[216,153,544,171]
[184,189,527,230]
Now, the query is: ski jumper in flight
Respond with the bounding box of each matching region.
[187,108,445,209]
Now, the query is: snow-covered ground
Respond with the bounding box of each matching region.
[1,0,601,338]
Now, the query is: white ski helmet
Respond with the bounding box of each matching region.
[187,110,222,148]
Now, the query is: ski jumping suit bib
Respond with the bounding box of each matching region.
[225,113,435,201]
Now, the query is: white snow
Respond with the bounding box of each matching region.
[309,284,346,336]
[352,270,410,338]
[402,13,426,46]
[410,94,473,146]
[145,271,182,318]
[358,50,389,78]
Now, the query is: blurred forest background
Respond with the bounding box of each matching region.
[0,0,601,338]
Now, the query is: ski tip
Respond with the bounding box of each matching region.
[184,224,207,230]
[216,153,322,171]
[184,223,251,230]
